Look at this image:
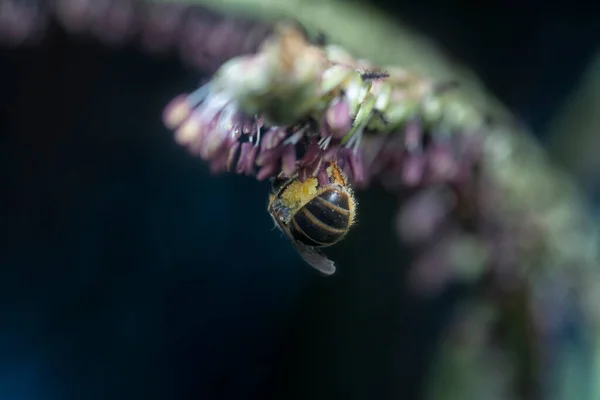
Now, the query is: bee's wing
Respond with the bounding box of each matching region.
[292,241,336,275]
[271,215,336,275]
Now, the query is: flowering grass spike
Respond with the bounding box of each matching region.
[163,22,485,190]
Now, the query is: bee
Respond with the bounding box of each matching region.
[268,161,358,275]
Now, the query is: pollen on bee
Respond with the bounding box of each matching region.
[326,162,348,186]
[279,177,319,210]
[326,162,357,226]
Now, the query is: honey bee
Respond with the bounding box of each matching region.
[268,161,357,275]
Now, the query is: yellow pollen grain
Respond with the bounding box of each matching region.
[280,177,319,209]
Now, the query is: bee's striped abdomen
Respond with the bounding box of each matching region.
[290,188,351,247]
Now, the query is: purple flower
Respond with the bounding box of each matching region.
[0,0,47,46]
[1,0,272,73]
[163,83,368,183]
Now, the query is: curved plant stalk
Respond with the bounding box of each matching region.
[160,19,600,399]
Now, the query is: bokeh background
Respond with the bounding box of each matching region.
[0,0,598,399]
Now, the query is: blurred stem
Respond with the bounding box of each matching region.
[546,50,600,190]
[544,52,600,399]
[594,335,600,399]
[427,301,517,400]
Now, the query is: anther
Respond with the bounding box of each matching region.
[186,84,211,108]
[318,135,332,150]
[254,124,262,147]
[284,126,308,145]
